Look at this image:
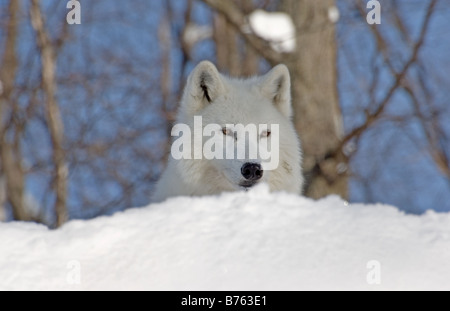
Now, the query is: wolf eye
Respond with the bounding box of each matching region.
[261,130,271,138]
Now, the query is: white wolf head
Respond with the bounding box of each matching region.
[153,61,303,202]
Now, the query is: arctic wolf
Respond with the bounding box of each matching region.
[152,61,303,202]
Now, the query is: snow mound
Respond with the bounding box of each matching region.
[1,184,450,290]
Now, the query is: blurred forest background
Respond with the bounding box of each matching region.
[0,0,449,228]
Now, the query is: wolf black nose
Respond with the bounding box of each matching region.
[241,163,263,181]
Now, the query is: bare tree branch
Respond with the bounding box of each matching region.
[350,0,449,184]
[30,0,68,227]
[403,82,450,179]
[338,0,438,153]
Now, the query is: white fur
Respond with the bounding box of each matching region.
[152,61,303,202]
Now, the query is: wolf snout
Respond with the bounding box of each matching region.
[241,163,263,181]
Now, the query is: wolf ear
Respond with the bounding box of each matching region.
[184,61,225,113]
[259,64,292,118]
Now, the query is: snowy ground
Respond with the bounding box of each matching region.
[1,184,449,291]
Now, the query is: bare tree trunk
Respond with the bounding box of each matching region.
[30,0,68,227]
[240,0,259,76]
[282,0,348,199]
[0,0,29,221]
[213,0,259,77]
